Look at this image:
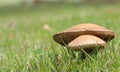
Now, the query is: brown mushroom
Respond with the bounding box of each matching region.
[53,23,115,46]
[67,35,106,51]
[53,23,115,59]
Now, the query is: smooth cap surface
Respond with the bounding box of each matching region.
[67,35,106,51]
[53,23,115,46]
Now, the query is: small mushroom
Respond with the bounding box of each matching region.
[67,35,106,51]
[53,23,115,59]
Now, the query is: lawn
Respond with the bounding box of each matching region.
[0,1,120,72]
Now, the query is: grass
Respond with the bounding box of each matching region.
[0,1,120,72]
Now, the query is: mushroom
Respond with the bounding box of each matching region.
[53,23,115,46]
[53,23,115,59]
[67,35,106,51]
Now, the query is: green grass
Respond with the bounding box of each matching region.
[0,1,120,72]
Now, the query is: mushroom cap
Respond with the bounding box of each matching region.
[67,35,106,51]
[53,23,115,46]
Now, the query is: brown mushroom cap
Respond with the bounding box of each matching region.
[67,35,106,51]
[53,23,115,46]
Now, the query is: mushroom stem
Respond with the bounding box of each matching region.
[80,49,93,60]
[81,48,100,60]
[81,51,86,60]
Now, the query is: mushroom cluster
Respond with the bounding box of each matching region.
[53,23,115,55]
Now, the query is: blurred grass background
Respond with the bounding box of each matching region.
[0,0,120,72]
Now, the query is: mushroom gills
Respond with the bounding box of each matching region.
[67,35,106,51]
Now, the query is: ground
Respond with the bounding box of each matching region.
[0,1,120,72]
